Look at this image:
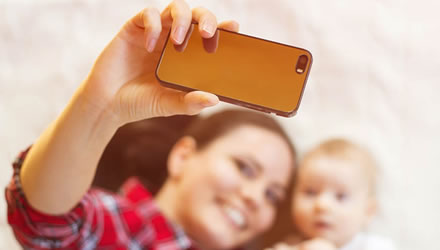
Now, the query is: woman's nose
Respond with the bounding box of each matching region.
[240,182,265,211]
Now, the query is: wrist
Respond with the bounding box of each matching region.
[74,80,124,130]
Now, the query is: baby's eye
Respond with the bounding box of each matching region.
[303,188,318,197]
[336,192,348,201]
[234,158,256,178]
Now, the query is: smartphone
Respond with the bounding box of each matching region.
[155,23,312,117]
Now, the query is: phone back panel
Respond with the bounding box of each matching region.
[156,24,312,116]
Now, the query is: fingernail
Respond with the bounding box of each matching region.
[147,37,157,53]
[202,20,216,35]
[201,95,218,107]
[173,26,185,44]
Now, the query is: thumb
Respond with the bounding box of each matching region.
[158,89,219,116]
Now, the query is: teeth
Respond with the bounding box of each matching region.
[224,205,246,229]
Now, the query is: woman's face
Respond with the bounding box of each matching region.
[171,125,294,249]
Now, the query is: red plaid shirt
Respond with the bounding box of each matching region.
[5,148,196,250]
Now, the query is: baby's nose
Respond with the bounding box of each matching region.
[314,193,333,212]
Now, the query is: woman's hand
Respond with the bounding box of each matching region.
[82,0,239,125]
[20,0,239,215]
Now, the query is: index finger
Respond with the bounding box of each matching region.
[161,0,192,45]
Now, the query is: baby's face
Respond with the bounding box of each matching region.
[291,155,375,247]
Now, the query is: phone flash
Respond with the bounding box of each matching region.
[296,55,308,74]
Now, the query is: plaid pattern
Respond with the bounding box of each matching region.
[5,148,195,250]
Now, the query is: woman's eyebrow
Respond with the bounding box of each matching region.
[245,155,263,173]
[246,155,287,191]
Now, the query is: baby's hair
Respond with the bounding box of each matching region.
[302,138,378,196]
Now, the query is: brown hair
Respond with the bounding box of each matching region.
[93,115,196,194]
[93,109,296,195]
[185,109,296,157]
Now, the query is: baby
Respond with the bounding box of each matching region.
[269,138,395,250]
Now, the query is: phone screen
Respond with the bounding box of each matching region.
[156,23,312,117]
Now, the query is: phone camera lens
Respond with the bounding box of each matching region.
[296,55,308,74]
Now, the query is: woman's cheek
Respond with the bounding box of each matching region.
[209,160,242,190]
[255,208,276,233]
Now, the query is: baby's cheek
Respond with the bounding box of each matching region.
[293,197,310,214]
[292,200,314,225]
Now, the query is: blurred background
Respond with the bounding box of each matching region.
[1,0,439,249]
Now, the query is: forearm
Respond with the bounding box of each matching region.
[20,83,121,215]
[18,1,220,216]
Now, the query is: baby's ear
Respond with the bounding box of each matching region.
[167,136,197,180]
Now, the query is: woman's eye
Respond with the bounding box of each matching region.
[235,158,256,178]
[265,189,281,206]
[336,192,348,201]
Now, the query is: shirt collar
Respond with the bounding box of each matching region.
[120,177,196,250]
